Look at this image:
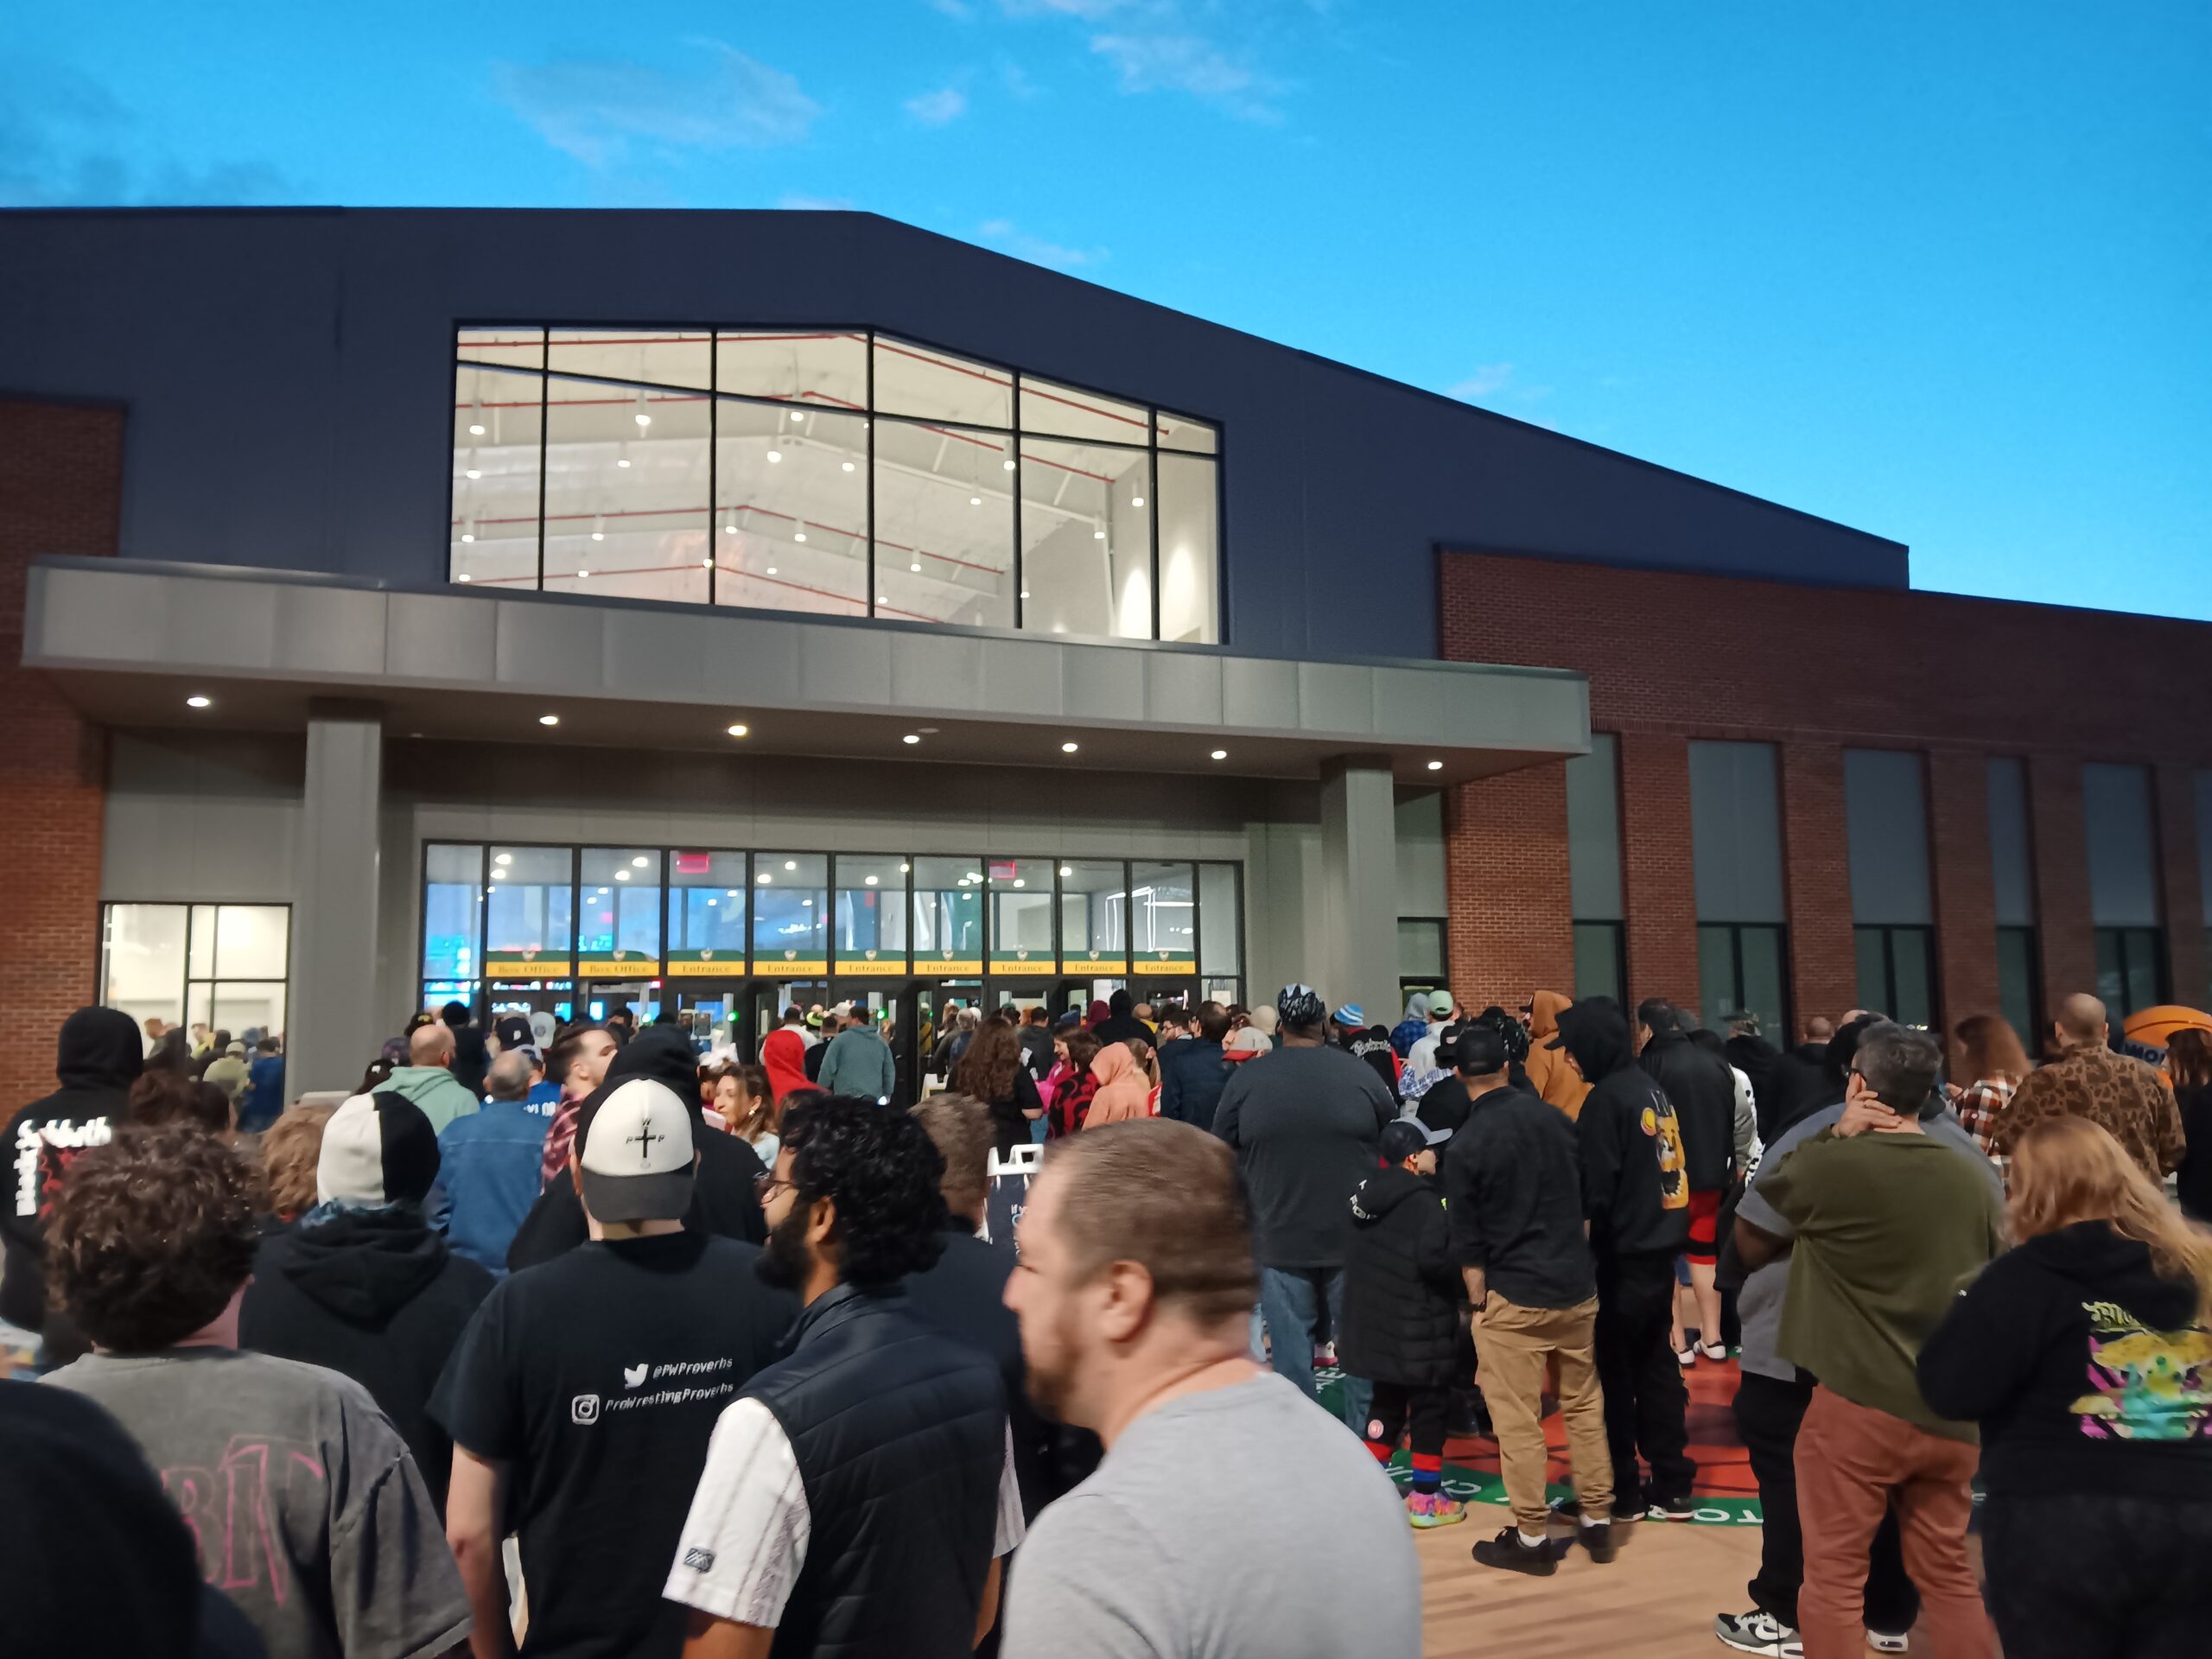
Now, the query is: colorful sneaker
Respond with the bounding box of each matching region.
[1714,1609,1803,1656]
[1866,1633,1909,1654]
[1405,1491,1466,1529]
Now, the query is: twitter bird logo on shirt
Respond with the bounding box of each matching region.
[623,1363,649,1389]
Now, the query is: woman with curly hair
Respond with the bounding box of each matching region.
[1919,1115,2212,1659]
[954,1017,1045,1155]
[42,1123,471,1659]
[255,1100,337,1229]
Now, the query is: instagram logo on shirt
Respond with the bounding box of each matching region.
[571,1395,601,1425]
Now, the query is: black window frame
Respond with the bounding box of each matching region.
[1853,923,1940,1032]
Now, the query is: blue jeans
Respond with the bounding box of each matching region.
[1259,1265,1371,1433]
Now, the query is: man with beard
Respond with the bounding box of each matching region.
[668,1096,1023,1658]
[433,1077,795,1659]
[999,1119,1420,1658]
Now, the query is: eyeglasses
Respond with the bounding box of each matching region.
[752,1169,791,1205]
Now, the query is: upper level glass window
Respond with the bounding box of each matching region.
[449,326,1220,644]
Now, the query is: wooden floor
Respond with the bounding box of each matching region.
[1419,1513,1764,1658]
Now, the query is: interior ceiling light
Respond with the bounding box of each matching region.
[631,855,649,868]
[802,897,814,906]
[793,531,807,543]
[185,694,212,709]
[492,868,506,879]
[766,565,779,575]
[757,872,772,885]
[538,714,560,726]
[468,397,486,436]
[591,514,606,543]
[790,410,804,423]
[864,874,879,887]
[457,573,473,582]
[614,869,630,880]
[1060,865,1073,878]
[902,734,921,745]
[726,888,740,898]
[465,467,481,480]
[899,862,911,874]
[1211,749,1228,760]
[1019,590,1031,600]
[494,853,513,866]
[1131,495,1145,507]
[633,391,652,428]
[578,569,590,580]
[1427,760,1444,772]
[969,496,982,506]
[1060,741,1079,753]
[617,457,631,469]
[842,461,855,472]
[1012,878,1027,888]
[766,447,783,463]
[726,723,749,738]
[1093,529,1106,540]
[784,860,798,871]
[702,556,714,569]
[910,562,922,573]
[1002,458,1016,471]
[597,887,610,895]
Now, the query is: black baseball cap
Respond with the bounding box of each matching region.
[1449,1020,1509,1074]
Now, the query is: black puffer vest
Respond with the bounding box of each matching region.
[747,1283,1007,1658]
[1337,1166,1461,1388]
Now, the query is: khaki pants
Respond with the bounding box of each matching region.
[1472,1292,1612,1533]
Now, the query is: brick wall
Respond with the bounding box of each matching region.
[0,399,124,1105]
[1439,550,2212,1040]
[1442,767,1573,1011]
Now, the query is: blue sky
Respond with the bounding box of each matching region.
[5,1,2208,617]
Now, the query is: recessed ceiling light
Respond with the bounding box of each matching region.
[1093,530,1106,540]
[864,874,879,887]
[631,855,649,868]
[766,565,779,575]
[492,868,507,880]
[726,723,749,738]
[1060,741,1079,753]
[1427,760,1444,772]
[461,532,475,544]
[597,887,610,895]
[793,531,807,543]
[877,594,887,603]
[969,496,982,506]
[757,872,772,885]
[766,448,783,463]
[615,869,630,880]
[899,862,911,873]
[726,888,740,898]
[790,410,804,423]
[457,572,473,581]
[468,422,486,436]
[1013,878,1026,888]
[465,468,481,480]
[801,897,814,906]
[702,557,714,569]
[1002,458,1016,471]
[842,461,855,472]
[186,695,212,709]
[1131,496,1145,507]
[1020,589,1031,599]
[617,458,631,469]
[902,734,921,745]
[1211,749,1228,760]
[494,853,512,866]
[1060,865,1073,877]
[910,562,922,572]
[538,714,559,726]
[578,569,590,579]
[724,523,739,534]
[784,860,798,871]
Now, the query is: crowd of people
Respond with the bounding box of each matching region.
[4,976,2212,1659]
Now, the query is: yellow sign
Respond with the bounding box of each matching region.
[924,959,983,976]
[1134,959,1198,976]
[664,960,742,978]
[578,957,661,977]
[766,957,829,976]
[836,957,910,977]
[489,956,572,978]
[1061,956,1128,976]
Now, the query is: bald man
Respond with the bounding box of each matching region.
[383,1020,485,1134]
[1992,993,2184,1180]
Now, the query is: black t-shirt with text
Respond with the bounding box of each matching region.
[429,1231,798,1659]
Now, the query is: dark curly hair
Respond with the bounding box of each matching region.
[47,1123,257,1351]
[781,1095,949,1289]
[127,1071,233,1135]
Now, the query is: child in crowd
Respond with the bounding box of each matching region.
[1340,1117,1466,1527]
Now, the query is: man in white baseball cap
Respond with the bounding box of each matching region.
[434,1076,798,1659]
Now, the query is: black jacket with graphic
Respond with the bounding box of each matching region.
[1918,1220,2212,1501]
[1557,1002,1690,1263]
[1639,1027,1738,1192]
[1338,1166,1460,1388]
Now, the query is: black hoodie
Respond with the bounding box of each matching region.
[1917,1220,2212,1502]
[1639,1026,1737,1191]
[1092,988,1151,1049]
[238,1205,494,1511]
[1338,1165,1461,1387]
[1557,1000,1691,1262]
[2,1007,145,1337]
[505,1028,767,1272]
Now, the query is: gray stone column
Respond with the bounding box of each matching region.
[290,702,384,1096]
[1319,754,1400,1025]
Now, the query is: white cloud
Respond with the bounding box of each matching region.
[1448,363,1516,401]
[979,218,1109,270]
[1090,31,1282,120]
[493,41,819,168]
[905,86,969,125]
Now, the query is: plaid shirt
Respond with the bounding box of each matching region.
[1953,1077,2017,1170]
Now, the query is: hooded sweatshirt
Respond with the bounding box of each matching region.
[3,1007,143,1336]
[1092,989,1151,1049]
[238,1204,494,1510]
[1083,1040,1155,1127]
[1556,1001,1690,1262]
[1389,996,1431,1058]
[1919,1221,2212,1500]
[381,1064,483,1135]
[1637,1025,1738,1192]
[761,1024,811,1104]
[1522,991,1590,1118]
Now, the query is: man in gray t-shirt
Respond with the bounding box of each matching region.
[1003,1118,1419,1659]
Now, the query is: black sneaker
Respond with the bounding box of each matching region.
[1579,1521,1618,1563]
[1471,1527,1558,1576]
[1550,1493,1643,1522]
[1646,1492,1695,1522]
[1713,1609,1802,1656]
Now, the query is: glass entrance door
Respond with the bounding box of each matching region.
[667,982,747,1057]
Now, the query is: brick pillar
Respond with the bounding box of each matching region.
[2028,755,2095,1005]
[2155,764,2207,1009]
[1618,732,1699,1011]
[1443,764,1573,1012]
[0,400,124,1106]
[1779,742,1858,1030]
[1928,748,2000,1046]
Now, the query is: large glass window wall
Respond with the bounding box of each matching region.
[423,842,1243,1012]
[100,903,291,1044]
[450,327,1220,643]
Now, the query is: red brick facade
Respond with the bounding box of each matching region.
[0,400,123,1105]
[1440,550,2212,1055]
[1441,765,1573,1012]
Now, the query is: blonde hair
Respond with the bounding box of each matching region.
[257,1102,337,1220]
[2009,1116,2212,1322]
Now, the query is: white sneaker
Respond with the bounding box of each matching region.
[1676,1344,1697,1366]
[1866,1634,1910,1654]
[1698,1340,1729,1360]
[1714,1610,1802,1656]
